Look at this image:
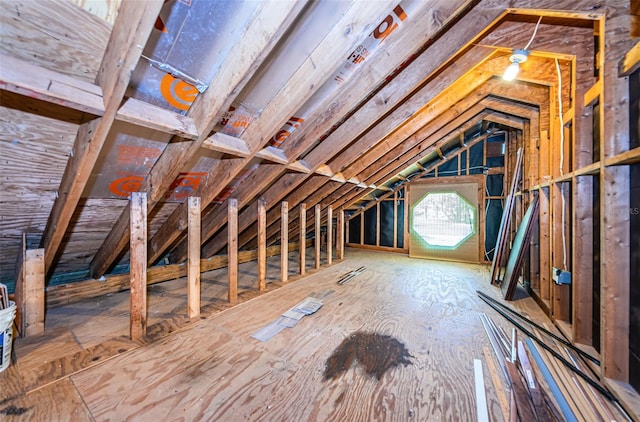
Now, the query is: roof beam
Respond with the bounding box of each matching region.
[40,0,164,273]
[147,0,392,265]
[283,86,541,235]
[354,85,545,183]
[0,55,200,140]
[0,54,104,116]
[90,0,306,277]
[247,56,557,250]
[337,98,540,211]
[204,2,506,258]
[202,132,251,157]
[345,134,490,221]
[167,0,478,262]
[251,10,580,251]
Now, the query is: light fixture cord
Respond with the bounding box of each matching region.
[523,16,543,50]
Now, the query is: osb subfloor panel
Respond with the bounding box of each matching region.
[0,249,606,420]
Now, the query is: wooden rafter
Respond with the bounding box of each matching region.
[284,83,542,235]
[90,0,306,277]
[40,0,164,274]
[171,2,480,262]
[169,0,480,263]
[231,4,568,258]
[148,0,393,265]
[195,31,510,262]
[263,84,541,249]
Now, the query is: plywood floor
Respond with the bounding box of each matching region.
[0,249,614,420]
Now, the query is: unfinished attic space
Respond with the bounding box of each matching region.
[1,0,639,419]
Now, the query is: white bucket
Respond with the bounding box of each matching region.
[0,301,16,373]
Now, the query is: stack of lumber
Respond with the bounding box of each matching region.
[476,291,631,421]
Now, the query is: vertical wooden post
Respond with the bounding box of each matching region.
[360,208,365,245]
[376,202,380,246]
[326,205,333,265]
[337,209,344,260]
[404,188,409,249]
[599,15,631,382]
[299,203,306,275]
[24,249,45,336]
[539,188,551,302]
[14,234,45,337]
[551,184,570,321]
[130,192,147,340]
[393,191,398,249]
[187,197,201,319]
[345,214,350,245]
[228,198,238,303]
[315,204,321,269]
[281,201,289,283]
[257,199,267,290]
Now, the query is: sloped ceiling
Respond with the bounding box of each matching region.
[0,0,605,287]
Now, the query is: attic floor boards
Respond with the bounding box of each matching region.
[0,249,561,420]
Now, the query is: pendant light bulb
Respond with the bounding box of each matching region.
[502,49,529,82]
[503,62,520,81]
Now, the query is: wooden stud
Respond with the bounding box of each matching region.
[187,197,201,319]
[404,189,409,250]
[281,201,289,282]
[505,360,537,421]
[195,167,302,259]
[375,202,380,247]
[599,11,632,383]
[393,191,398,249]
[258,199,267,290]
[228,199,238,303]
[315,204,321,269]
[129,192,148,341]
[326,205,333,265]
[337,209,345,260]
[13,234,45,337]
[345,210,350,245]
[538,187,551,303]
[551,184,570,321]
[299,203,307,275]
[360,205,365,245]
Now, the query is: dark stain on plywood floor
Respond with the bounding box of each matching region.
[324,331,412,381]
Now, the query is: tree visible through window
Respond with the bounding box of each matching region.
[412,192,476,248]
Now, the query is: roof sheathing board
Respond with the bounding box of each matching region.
[0,0,111,83]
[0,108,78,287]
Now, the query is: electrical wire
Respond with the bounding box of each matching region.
[523,16,543,50]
